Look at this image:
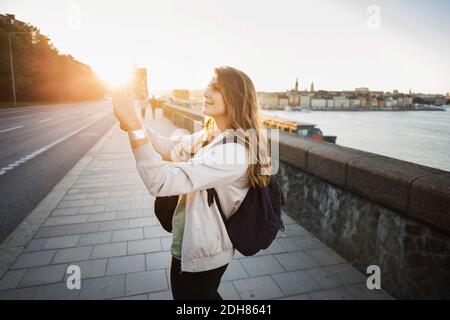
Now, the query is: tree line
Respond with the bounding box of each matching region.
[0,17,105,104]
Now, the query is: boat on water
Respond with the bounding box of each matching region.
[262,115,337,143]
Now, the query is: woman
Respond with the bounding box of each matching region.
[113,66,270,300]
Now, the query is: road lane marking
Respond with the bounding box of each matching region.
[0,126,23,133]
[0,114,108,176]
[39,118,52,123]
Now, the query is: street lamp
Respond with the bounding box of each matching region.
[1,30,33,107]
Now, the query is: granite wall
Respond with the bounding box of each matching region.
[161,103,450,299]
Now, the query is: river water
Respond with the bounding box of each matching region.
[261,107,450,172]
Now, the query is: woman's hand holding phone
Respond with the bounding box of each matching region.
[112,85,143,132]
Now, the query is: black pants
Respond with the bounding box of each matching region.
[170,256,228,300]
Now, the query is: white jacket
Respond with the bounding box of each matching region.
[132,126,250,272]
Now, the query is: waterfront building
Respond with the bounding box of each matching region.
[257,92,279,109]
[300,95,311,109]
[278,93,289,107]
[172,89,189,100]
[326,99,335,109]
[334,96,350,108]
[350,98,361,107]
[370,98,378,107]
[311,98,327,109]
[355,87,369,94]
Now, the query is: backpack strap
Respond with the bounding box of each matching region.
[206,134,238,226]
[207,188,227,226]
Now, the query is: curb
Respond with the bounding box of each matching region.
[0,121,119,278]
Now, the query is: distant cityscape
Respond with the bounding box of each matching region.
[256,79,449,111]
[164,79,449,112]
[171,80,448,113]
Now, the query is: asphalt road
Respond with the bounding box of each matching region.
[0,100,116,243]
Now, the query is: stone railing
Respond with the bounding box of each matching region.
[161,102,450,299]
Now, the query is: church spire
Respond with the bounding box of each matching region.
[295,78,298,92]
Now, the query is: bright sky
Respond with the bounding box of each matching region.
[1,0,449,94]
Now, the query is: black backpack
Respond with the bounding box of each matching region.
[154,135,286,256]
[207,136,286,256]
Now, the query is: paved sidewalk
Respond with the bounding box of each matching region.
[0,108,394,300]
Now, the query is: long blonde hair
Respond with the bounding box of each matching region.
[202,66,271,188]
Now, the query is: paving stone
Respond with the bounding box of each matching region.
[11,250,56,269]
[88,212,116,222]
[129,217,158,228]
[147,290,173,300]
[125,269,168,296]
[80,275,125,299]
[0,269,27,290]
[324,263,367,286]
[58,199,96,209]
[45,235,80,249]
[291,236,327,250]
[52,208,79,216]
[91,242,127,259]
[24,238,49,252]
[218,282,241,300]
[19,264,68,287]
[255,239,287,256]
[306,247,347,266]
[78,231,112,246]
[53,246,93,264]
[272,270,321,296]
[95,198,120,205]
[240,255,285,277]
[233,276,284,300]
[305,267,341,289]
[130,201,152,209]
[65,222,100,235]
[160,237,172,251]
[44,215,89,226]
[98,219,129,231]
[127,238,161,255]
[112,228,143,242]
[308,287,355,300]
[276,237,301,252]
[280,213,297,225]
[110,190,131,197]
[144,226,171,239]
[283,224,311,237]
[106,202,131,212]
[222,259,250,281]
[107,255,146,276]
[69,259,107,279]
[278,294,311,300]
[115,294,147,300]
[116,209,145,220]
[85,192,110,199]
[346,283,394,300]
[0,287,38,300]
[79,205,106,215]
[33,282,81,300]
[273,251,319,271]
[34,225,68,238]
[119,196,143,203]
[62,194,87,201]
[145,251,171,270]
